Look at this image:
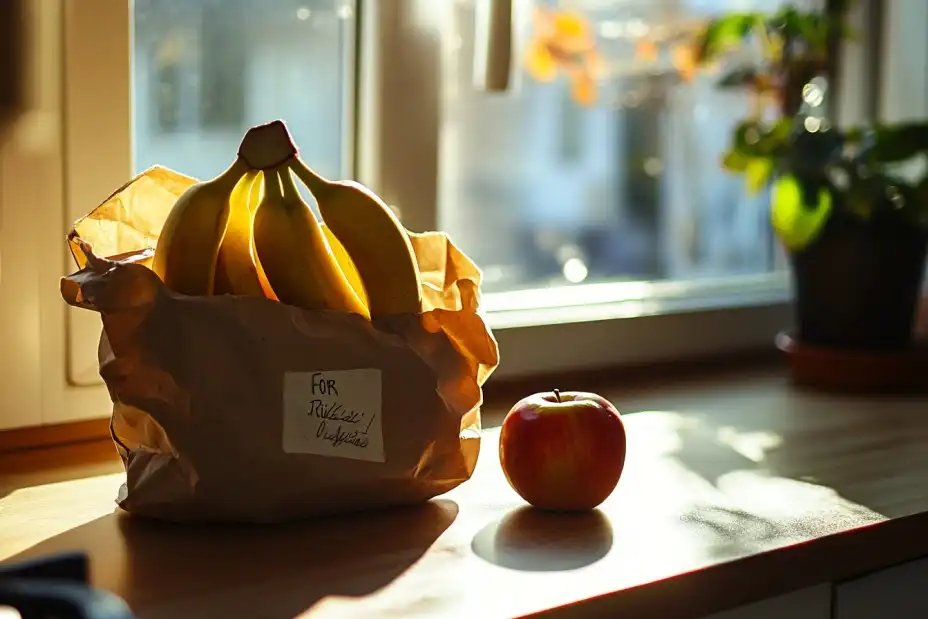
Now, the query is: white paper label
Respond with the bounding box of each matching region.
[282,369,384,462]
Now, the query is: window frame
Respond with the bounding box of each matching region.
[6,0,885,430]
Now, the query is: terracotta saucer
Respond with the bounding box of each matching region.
[775,330,928,395]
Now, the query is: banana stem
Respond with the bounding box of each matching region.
[279,166,301,203]
[291,157,331,198]
[264,167,284,203]
[217,158,251,190]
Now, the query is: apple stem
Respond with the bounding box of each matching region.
[554,389,561,403]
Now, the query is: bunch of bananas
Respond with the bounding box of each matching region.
[151,121,423,320]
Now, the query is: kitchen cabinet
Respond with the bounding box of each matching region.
[0,130,44,431]
[834,557,928,619]
[701,585,831,619]
[0,1,120,432]
[0,110,113,431]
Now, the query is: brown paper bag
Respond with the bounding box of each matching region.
[60,166,500,524]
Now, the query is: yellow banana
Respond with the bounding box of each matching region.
[252,164,370,319]
[321,222,369,310]
[152,158,249,296]
[291,157,423,317]
[213,170,277,299]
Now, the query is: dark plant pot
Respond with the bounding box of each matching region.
[789,210,928,351]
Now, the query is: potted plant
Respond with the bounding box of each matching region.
[691,2,928,354]
[525,2,928,360]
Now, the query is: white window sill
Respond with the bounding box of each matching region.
[484,273,792,379]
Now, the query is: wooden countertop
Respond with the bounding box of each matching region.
[3,368,928,619]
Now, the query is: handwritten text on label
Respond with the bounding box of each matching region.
[283,369,384,462]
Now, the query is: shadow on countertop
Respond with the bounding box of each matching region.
[471,506,613,571]
[3,499,458,619]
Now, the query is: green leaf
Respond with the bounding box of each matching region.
[745,157,775,194]
[732,121,766,157]
[869,123,928,163]
[756,120,794,156]
[772,6,803,36]
[789,125,844,175]
[722,149,749,172]
[768,6,848,56]
[770,174,832,250]
[734,119,792,155]
[843,126,866,143]
[769,117,794,142]
[798,13,830,55]
[697,14,757,62]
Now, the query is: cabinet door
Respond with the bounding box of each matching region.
[834,557,928,619]
[60,0,131,396]
[0,0,118,432]
[702,585,831,619]
[41,0,130,426]
[0,124,44,431]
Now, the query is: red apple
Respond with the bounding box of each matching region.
[498,389,627,511]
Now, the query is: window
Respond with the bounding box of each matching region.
[151,40,185,133]
[0,0,892,429]
[358,0,864,375]
[85,0,880,387]
[197,3,248,129]
[439,0,792,295]
[133,0,355,182]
